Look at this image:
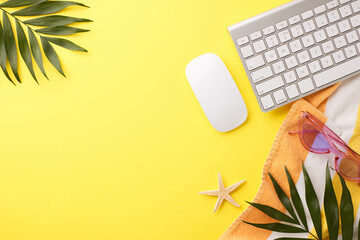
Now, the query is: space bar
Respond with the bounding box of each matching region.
[313,56,360,88]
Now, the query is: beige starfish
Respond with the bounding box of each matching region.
[199,173,246,213]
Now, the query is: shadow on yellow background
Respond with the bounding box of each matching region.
[0,0,292,239]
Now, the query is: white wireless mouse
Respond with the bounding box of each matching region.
[185,53,247,132]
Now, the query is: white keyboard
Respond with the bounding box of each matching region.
[228,0,360,112]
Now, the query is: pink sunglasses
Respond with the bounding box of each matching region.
[290,111,360,182]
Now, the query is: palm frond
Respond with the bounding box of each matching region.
[244,164,356,240]
[0,0,91,84]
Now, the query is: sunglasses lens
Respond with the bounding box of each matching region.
[302,122,330,153]
[338,157,360,180]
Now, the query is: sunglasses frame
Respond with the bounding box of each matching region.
[294,111,360,182]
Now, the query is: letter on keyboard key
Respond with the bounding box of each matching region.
[314,56,360,87]
[245,55,265,71]
[285,84,300,99]
[256,76,284,95]
[260,95,274,110]
[250,66,273,83]
[298,78,315,94]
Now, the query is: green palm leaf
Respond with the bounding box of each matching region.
[36,26,89,35]
[12,1,89,16]
[0,0,47,8]
[324,163,339,240]
[0,0,91,84]
[3,12,20,83]
[269,173,299,224]
[285,166,308,231]
[358,220,360,240]
[0,19,14,84]
[16,20,38,83]
[41,36,65,77]
[339,174,354,240]
[246,201,297,224]
[242,221,307,233]
[24,15,92,27]
[303,163,322,240]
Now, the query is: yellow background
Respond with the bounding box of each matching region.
[0,0,293,239]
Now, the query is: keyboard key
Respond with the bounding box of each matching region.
[351,1,360,13]
[264,50,278,63]
[250,66,273,83]
[334,35,347,48]
[350,15,360,27]
[276,20,288,30]
[310,46,323,58]
[340,0,350,4]
[285,84,300,99]
[327,10,341,22]
[245,55,265,70]
[250,31,262,41]
[315,15,328,27]
[357,43,360,52]
[263,25,275,35]
[346,30,359,43]
[302,10,313,20]
[320,55,334,68]
[290,25,304,38]
[309,60,321,73]
[322,41,335,53]
[278,30,291,43]
[302,35,315,47]
[260,95,274,110]
[314,29,327,42]
[285,56,298,69]
[237,36,249,46]
[256,76,284,95]
[273,89,287,104]
[253,40,266,53]
[273,61,286,74]
[296,66,310,78]
[289,39,302,53]
[327,0,339,9]
[289,15,301,25]
[266,35,279,48]
[326,25,339,37]
[338,19,351,32]
[303,20,316,32]
[277,45,290,58]
[298,78,315,94]
[297,51,310,64]
[314,5,326,14]
[314,56,360,87]
[339,5,352,18]
[332,50,346,63]
[284,71,297,83]
[240,45,254,58]
[344,45,357,58]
